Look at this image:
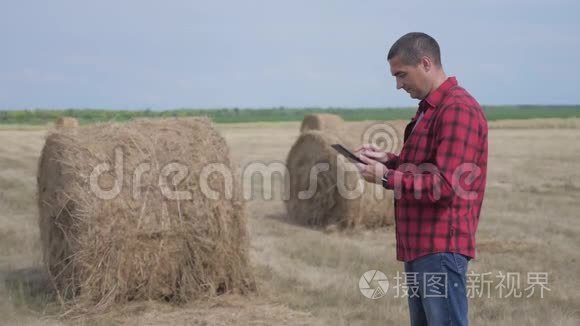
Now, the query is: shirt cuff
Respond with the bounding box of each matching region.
[382,170,397,190]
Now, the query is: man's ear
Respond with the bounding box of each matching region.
[421,56,432,72]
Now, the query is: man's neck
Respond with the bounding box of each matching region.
[419,71,448,101]
[430,72,448,94]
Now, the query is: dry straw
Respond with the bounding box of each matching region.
[284,130,394,228]
[37,117,255,313]
[299,113,344,134]
[54,117,79,130]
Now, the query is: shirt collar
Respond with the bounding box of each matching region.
[418,76,458,112]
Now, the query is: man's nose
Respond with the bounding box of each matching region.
[396,79,403,90]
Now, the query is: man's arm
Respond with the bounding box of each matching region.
[383,104,485,204]
[384,152,400,170]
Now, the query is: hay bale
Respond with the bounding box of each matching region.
[284,130,393,228]
[299,113,344,134]
[346,120,407,155]
[37,117,254,311]
[55,117,79,130]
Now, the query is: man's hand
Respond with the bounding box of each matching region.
[355,152,389,184]
[354,143,389,164]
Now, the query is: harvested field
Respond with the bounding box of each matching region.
[0,119,579,325]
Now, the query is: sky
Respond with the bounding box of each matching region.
[0,0,579,110]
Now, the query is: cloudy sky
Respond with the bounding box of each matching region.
[1,0,578,109]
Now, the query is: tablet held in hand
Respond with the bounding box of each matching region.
[331,144,367,165]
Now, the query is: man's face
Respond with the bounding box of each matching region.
[389,55,429,100]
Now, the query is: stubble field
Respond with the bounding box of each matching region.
[0,118,579,325]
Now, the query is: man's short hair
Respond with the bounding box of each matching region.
[387,32,441,67]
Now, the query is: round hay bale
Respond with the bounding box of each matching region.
[299,113,344,134]
[37,117,255,311]
[284,130,394,228]
[54,117,79,130]
[346,120,407,155]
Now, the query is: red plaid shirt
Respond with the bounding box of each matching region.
[383,77,488,262]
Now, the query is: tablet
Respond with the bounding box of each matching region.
[331,144,367,165]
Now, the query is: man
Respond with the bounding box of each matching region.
[354,32,488,325]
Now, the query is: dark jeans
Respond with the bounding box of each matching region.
[404,252,470,326]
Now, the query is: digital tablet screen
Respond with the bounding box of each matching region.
[331,144,367,165]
